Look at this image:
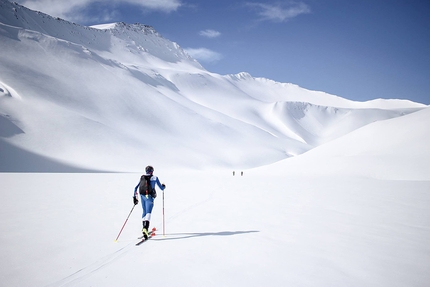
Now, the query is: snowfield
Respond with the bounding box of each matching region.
[1,153,430,287]
[1,1,429,286]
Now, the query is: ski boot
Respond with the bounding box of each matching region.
[142,220,150,239]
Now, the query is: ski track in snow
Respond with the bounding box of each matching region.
[45,243,135,287]
[1,172,430,287]
[45,184,220,286]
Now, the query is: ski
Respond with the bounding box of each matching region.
[136,227,156,246]
[136,232,155,245]
[137,227,157,239]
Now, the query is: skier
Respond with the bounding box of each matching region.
[133,165,166,239]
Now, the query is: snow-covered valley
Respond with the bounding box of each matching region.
[1,1,429,286]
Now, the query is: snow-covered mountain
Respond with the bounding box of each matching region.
[1,2,430,286]
[0,0,426,172]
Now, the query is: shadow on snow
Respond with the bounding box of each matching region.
[153,230,259,241]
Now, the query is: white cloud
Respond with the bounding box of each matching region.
[125,0,182,12]
[184,48,223,63]
[199,29,221,38]
[17,0,182,22]
[17,0,83,19]
[247,2,310,22]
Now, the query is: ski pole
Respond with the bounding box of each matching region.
[114,204,136,242]
[162,190,165,237]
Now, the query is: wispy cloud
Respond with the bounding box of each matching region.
[128,0,182,12]
[247,2,310,23]
[184,48,223,63]
[199,29,221,38]
[17,0,183,22]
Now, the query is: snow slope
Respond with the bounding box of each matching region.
[253,106,430,181]
[1,107,429,286]
[0,0,426,172]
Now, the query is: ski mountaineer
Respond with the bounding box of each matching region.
[133,166,166,239]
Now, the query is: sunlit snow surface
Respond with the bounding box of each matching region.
[1,1,429,286]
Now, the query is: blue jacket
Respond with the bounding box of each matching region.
[134,174,165,196]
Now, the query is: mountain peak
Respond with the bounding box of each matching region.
[0,0,202,67]
[229,72,253,81]
[0,0,427,172]
[92,22,159,35]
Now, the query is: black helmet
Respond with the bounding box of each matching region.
[145,165,154,174]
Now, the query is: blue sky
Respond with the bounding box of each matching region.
[17,0,430,105]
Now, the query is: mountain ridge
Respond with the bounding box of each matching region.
[0,0,426,172]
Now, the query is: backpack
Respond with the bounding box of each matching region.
[139,175,157,198]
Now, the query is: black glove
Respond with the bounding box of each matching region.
[162,184,166,189]
[133,196,138,205]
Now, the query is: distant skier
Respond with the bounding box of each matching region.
[133,165,166,239]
